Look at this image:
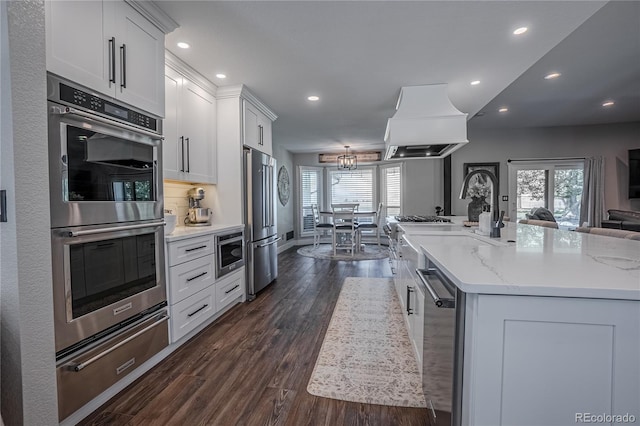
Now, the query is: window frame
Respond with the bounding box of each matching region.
[298,165,324,237]
[379,163,403,218]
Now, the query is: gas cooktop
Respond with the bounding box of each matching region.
[394,215,452,223]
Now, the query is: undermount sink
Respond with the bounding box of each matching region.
[419,231,511,247]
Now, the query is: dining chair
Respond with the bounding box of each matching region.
[356,202,383,247]
[310,204,333,248]
[332,205,358,256]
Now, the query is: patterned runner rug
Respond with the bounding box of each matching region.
[307,277,427,407]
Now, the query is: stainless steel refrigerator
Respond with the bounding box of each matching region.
[244,148,279,299]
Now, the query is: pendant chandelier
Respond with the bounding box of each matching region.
[337,145,357,170]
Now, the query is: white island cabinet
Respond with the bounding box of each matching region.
[403,223,640,426]
[45,0,165,117]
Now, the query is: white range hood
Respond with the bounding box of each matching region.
[384,84,468,160]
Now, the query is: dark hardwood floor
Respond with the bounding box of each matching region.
[80,247,430,426]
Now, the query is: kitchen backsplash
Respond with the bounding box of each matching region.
[163,181,216,226]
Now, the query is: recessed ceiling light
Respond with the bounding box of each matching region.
[498,107,509,113]
[602,101,615,107]
[513,27,528,35]
[470,80,481,86]
[177,42,190,49]
[544,72,561,80]
[307,96,320,101]
[216,73,227,79]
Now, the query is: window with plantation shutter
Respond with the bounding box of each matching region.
[328,168,376,223]
[299,166,322,235]
[381,164,402,217]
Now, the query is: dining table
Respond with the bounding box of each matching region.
[319,209,378,252]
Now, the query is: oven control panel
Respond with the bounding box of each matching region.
[58,83,158,132]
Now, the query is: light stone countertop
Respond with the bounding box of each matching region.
[164,224,244,242]
[401,221,640,300]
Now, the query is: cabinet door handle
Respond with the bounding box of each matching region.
[186,271,207,282]
[185,245,207,253]
[185,137,190,172]
[224,284,240,294]
[180,136,185,172]
[120,44,127,88]
[108,37,116,84]
[187,304,208,317]
[258,124,263,145]
[407,286,414,315]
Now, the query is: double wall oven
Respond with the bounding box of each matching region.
[47,74,168,420]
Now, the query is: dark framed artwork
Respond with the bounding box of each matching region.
[463,162,500,195]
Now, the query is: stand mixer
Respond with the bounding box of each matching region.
[185,187,212,226]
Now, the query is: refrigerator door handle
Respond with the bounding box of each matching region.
[268,165,274,226]
[256,237,281,248]
[261,164,268,228]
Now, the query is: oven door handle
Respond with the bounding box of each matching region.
[51,106,163,140]
[64,220,165,237]
[67,313,169,372]
[416,268,455,308]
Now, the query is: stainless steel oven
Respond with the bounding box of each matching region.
[47,73,163,228]
[216,230,245,278]
[51,220,167,354]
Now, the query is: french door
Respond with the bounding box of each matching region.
[508,160,585,227]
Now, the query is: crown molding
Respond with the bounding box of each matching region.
[125,1,179,34]
[165,51,217,95]
[216,85,277,121]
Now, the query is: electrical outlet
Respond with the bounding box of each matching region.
[502,195,508,202]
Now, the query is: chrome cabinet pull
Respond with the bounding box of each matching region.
[187,304,208,317]
[67,313,168,372]
[186,271,207,282]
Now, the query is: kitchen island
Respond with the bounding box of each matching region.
[401,222,640,426]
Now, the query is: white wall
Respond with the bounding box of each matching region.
[1,1,58,424]
[450,123,640,217]
[272,143,294,246]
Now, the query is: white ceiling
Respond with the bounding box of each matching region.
[156,1,639,154]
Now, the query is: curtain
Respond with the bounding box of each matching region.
[580,156,605,227]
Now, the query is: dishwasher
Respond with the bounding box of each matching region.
[415,261,465,426]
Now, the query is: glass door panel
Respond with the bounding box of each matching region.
[515,169,548,220]
[553,168,583,227]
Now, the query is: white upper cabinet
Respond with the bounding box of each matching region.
[46,0,165,117]
[243,100,273,155]
[163,63,217,184]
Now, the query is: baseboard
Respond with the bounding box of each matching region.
[277,239,296,253]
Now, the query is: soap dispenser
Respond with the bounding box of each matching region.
[479,206,492,235]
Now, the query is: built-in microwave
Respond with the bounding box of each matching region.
[216,230,245,278]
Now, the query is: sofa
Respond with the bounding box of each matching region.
[601,209,640,232]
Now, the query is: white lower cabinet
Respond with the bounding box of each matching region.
[166,232,245,344]
[170,284,216,342]
[216,269,244,310]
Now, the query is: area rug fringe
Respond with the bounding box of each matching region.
[307,277,427,408]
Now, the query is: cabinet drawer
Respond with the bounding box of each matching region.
[170,285,216,342]
[167,234,214,266]
[216,269,245,310]
[169,255,215,304]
